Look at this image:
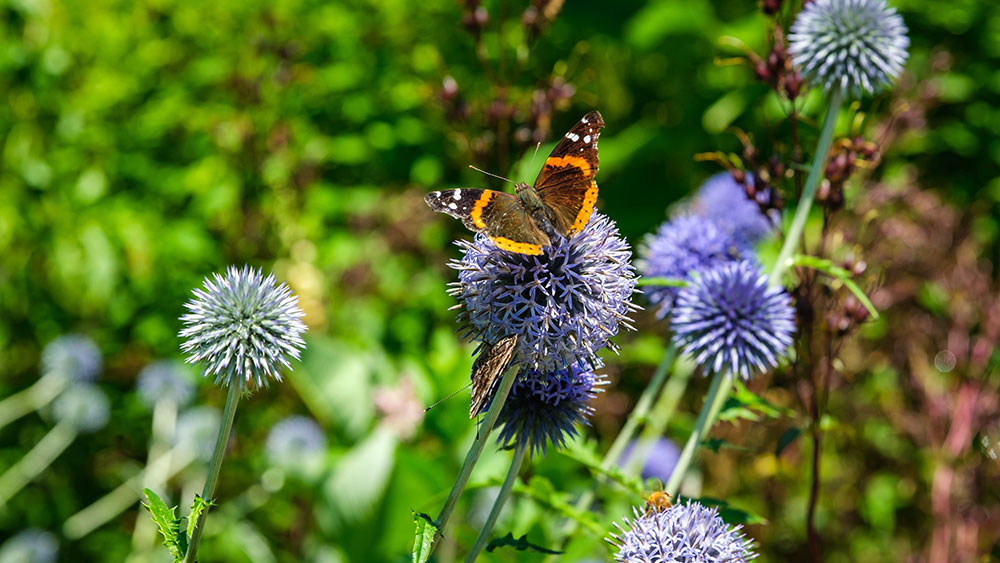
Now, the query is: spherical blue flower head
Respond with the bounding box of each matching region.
[179,265,307,391]
[41,334,101,382]
[619,438,680,483]
[694,173,774,245]
[671,261,796,380]
[136,360,196,408]
[52,383,110,433]
[0,528,58,563]
[449,213,638,372]
[608,500,756,563]
[174,407,221,462]
[493,362,607,457]
[266,415,327,464]
[639,215,751,318]
[790,0,909,97]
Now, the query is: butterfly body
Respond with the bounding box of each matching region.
[425,111,605,255]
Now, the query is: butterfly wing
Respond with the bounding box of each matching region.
[469,335,519,418]
[534,110,605,236]
[424,188,550,255]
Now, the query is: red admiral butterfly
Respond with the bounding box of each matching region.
[468,335,518,418]
[425,111,605,255]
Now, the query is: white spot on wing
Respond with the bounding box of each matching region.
[581,117,589,124]
[566,132,580,142]
[432,191,441,197]
[583,135,591,143]
[453,191,462,200]
[448,202,458,210]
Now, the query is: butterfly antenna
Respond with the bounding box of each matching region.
[424,383,472,413]
[468,165,514,185]
[525,142,543,177]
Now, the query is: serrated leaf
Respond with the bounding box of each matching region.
[142,488,186,560]
[411,511,437,563]
[187,495,214,540]
[791,254,879,319]
[485,533,562,554]
[775,427,802,456]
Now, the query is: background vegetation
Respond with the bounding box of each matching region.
[1,0,998,561]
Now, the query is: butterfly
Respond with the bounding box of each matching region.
[468,335,519,418]
[425,111,605,255]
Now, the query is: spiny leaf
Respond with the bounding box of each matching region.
[187,495,214,540]
[142,488,186,561]
[485,533,562,554]
[791,254,879,319]
[411,511,437,563]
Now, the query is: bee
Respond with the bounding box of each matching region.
[643,490,673,515]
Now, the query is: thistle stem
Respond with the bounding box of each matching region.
[0,421,78,506]
[430,365,519,554]
[625,354,695,476]
[768,87,844,287]
[465,438,528,562]
[183,383,241,563]
[664,371,734,497]
[0,374,68,431]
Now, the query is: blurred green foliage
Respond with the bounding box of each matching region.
[1,0,998,561]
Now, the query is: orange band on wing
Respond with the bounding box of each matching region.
[569,180,599,234]
[543,155,592,177]
[470,190,494,229]
[494,236,543,255]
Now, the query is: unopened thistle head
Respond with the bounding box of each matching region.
[494,362,607,457]
[41,334,102,382]
[608,500,756,562]
[449,213,638,372]
[671,261,795,380]
[52,384,110,433]
[790,0,909,96]
[179,266,307,391]
[136,360,195,408]
[640,215,750,318]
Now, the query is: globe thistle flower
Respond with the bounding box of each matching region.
[266,415,327,466]
[0,528,58,563]
[174,407,222,461]
[640,215,751,318]
[608,500,756,562]
[493,362,607,457]
[52,383,110,433]
[136,360,196,408]
[619,438,680,483]
[693,173,774,245]
[790,0,909,97]
[671,261,795,380]
[179,265,307,391]
[41,334,101,382]
[449,213,637,373]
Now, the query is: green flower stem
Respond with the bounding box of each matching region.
[64,442,196,539]
[664,371,734,497]
[430,365,519,554]
[183,383,242,563]
[0,374,69,431]
[625,355,695,476]
[768,87,844,287]
[0,420,78,506]
[465,438,528,563]
[554,346,676,544]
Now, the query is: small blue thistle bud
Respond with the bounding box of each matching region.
[670,261,796,380]
[179,265,307,391]
[266,415,327,466]
[136,360,195,408]
[693,173,775,245]
[52,384,110,433]
[493,362,607,457]
[41,334,101,382]
[449,214,638,373]
[0,528,58,563]
[174,407,221,462]
[640,215,751,318]
[790,0,909,97]
[607,500,756,562]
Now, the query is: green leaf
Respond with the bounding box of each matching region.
[514,476,604,534]
[485,533,563,555]
[776,427,802,456]
[701,437,751,453]
[411,511,437,563]
[790,255,879,319]
[187,495,213,540]
[142,488,186,561]
[560,439,645,496]
[718,381,792,422]
[677,496,769,525]
[636,276,689,287]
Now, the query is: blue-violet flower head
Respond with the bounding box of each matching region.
[608,500,756,562]
[671,261,795,380]
[693,172,774,245]
[449,213,637,372]
[266,415,327,465]
[790,0,909,97]
[179,265,307,391]
[619,438,681,483]
[174,407,221,462]
[41,334,101,382]
[0,528,58,563]
[136,360,195,408]
[52,383,110,433]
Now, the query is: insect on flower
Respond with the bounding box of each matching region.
[644,490,673,515]
[468,335,519,417]
[425,111,604,255]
